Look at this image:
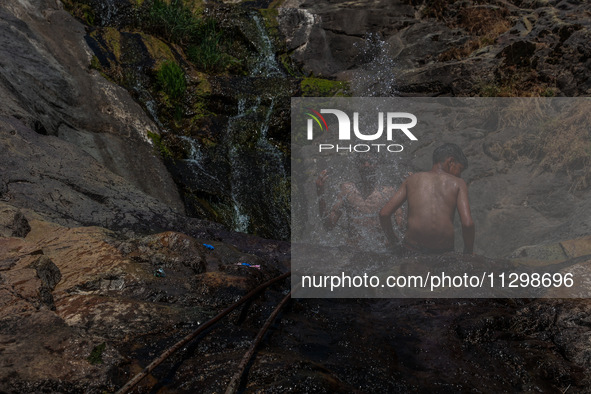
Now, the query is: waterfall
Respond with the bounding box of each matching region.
[220,12,288,236]
[98,0,117,26]
[226,98,253,234]
[179,136,217,182]
[351,33,398,97]
[250,14,283,77]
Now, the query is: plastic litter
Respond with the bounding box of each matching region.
[203,243,215,250]
[154,268,166,278]
[236,262,261,269]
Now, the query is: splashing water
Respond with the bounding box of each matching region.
[98,0,117,26]
[179,136,219,183]
[225,94,288,236]
[304,35,404,251]
[350,33,398,97]
[250,14,283,77]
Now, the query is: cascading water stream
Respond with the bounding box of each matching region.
[250,14,283,77]
[227,98,253,234]
[223,12,288,236]
[305,34,404,252]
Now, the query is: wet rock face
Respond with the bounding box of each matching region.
[278,0,591,96]
[0,117,183,233]
[0,0,185,213]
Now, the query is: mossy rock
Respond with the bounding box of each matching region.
[301,77,350,97]
[102,28,123,61]
[267,0,287,8]
[139,33,176,68]
[184,0,205,13]
[62,0,96,25]
[259,8,280,41]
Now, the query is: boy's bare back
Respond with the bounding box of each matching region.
[404,171,467,251]
[379,144,474,254]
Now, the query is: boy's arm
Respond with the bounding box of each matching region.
[316,171,349,230]
[457,180,475,254]
[379,181,407,246]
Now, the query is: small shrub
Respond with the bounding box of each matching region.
[496,100,591,190]
[156,60,186,99]
[187,19,241,73]
[439,7,510,61]
[146,0,201,44]
[187,20,224,72]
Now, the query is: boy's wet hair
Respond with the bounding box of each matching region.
[432,143,468,169]
[354,152,381,166]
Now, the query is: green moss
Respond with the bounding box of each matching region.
[90,55,102,71]
[259,8,279,32]
[62,0,96,25]
[268,0,286,8]
[185,0,204,13]
[200,137,217,148]
[191,100,214,123]
[301,77,350,97]
[102,28,122,61]
[194,71,211,94]
[279,53,300,77]
[87,343,106,365]
[148,131,173,159]
[140,33,176,68]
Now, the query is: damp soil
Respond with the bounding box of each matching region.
[113,295,586,393]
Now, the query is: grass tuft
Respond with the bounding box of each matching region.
[156,60,186,100]
[145,0,201,45]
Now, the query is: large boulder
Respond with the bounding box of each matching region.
[0,0,184,213]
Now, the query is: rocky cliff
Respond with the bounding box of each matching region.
[1,0,591,392]
[279,0,591,97]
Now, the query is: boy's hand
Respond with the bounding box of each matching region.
[316,169,328,195]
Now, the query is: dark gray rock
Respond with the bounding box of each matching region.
[0,0,185,213]
[0,115,180,233]
[31,255,61,290]
[0,205,31,238]
[279,0,591,96]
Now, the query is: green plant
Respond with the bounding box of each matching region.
[156,60,186,99]
[186,19,238,73]
[62,0,96,25]
[89,55,102,71]
[187,21,223,72]
[87,343,106,365]
[146,0,201,44]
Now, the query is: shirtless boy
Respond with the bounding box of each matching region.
[316,155,403,247]
[379,143,474,254]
